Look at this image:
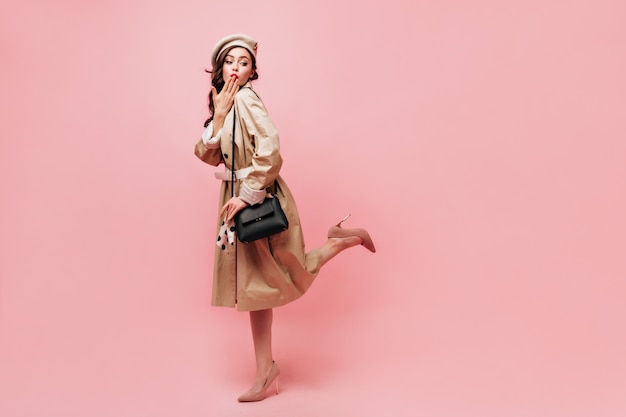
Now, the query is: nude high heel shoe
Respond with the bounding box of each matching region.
[237,361,280,402]
[327,214,376,253]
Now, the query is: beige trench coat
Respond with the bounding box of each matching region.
[195,83,323,311]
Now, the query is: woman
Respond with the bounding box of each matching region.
[194,33,375,402]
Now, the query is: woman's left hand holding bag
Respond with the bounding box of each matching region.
[220,197,249,223]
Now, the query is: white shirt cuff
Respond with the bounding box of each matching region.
[239,182,267,205]
[201,122,221,148]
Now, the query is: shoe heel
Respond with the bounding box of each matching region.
[337,213,351,226]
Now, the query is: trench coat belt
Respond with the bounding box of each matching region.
[214,167,253,181]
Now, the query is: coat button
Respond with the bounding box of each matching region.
[223,153,228,158]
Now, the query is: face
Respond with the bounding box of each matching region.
[222,47,254,86]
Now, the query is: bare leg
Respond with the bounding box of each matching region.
[319,236,363,265]
[249,308,274,386]
[237,308,280,402]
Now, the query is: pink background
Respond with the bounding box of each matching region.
[2,1,625,416]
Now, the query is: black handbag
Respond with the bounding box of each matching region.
[230,104,288,243]
[235,195,288,242]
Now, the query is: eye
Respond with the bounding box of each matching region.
[241,62,248,67]
[225,59,233,65]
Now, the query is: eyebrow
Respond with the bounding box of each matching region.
[225,54,250,61]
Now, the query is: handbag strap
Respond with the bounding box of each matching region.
[230,106,238,284]
[231,106,236,198]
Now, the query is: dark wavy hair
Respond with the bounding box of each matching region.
[204,46,259,127]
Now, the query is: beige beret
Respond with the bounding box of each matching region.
[211,33,258,69]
